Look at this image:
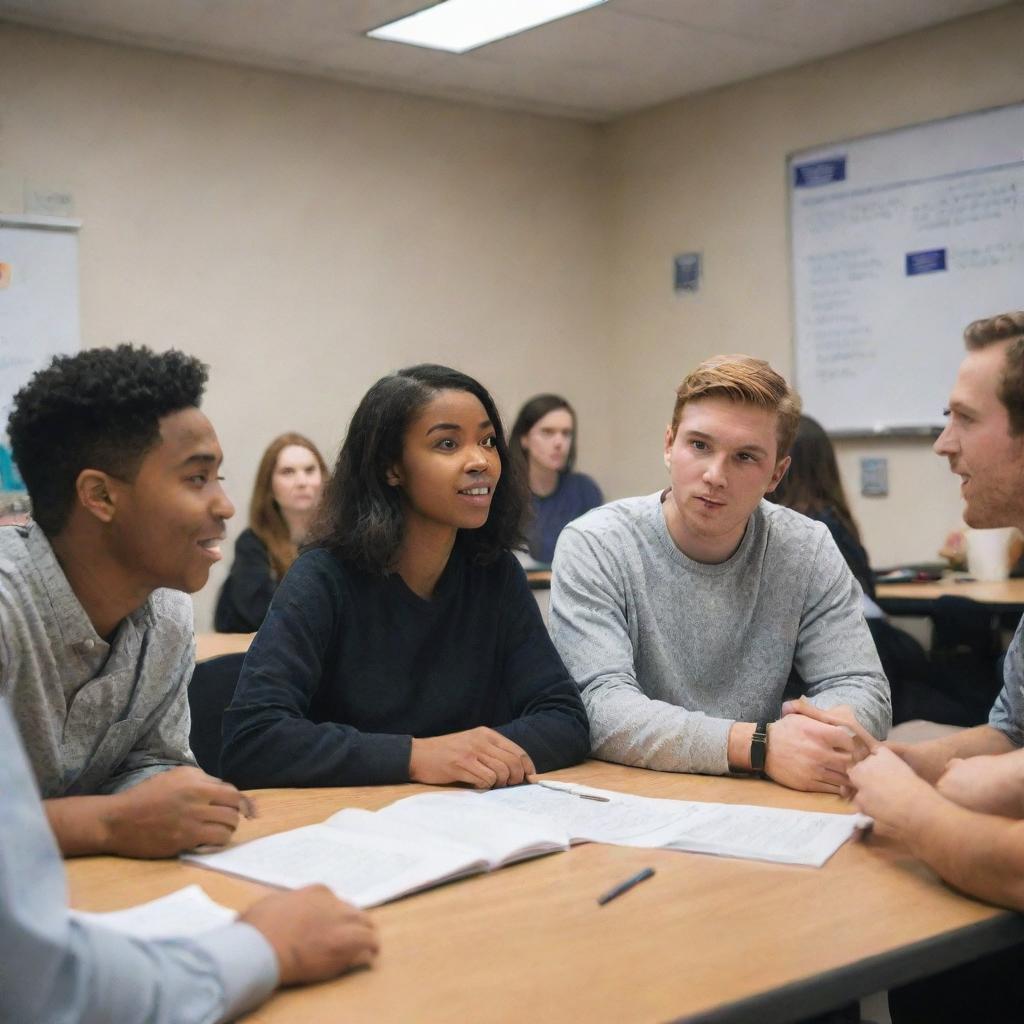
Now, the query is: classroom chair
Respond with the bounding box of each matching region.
[188,652,246,775]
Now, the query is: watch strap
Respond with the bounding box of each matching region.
[750,720,769,774]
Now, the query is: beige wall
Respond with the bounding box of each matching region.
[603,3,1024,568]
[2,5,1023,630]
[0,24,612,628]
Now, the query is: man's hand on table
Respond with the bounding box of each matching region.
[241,885,379,985]
[750,699,877,793]
[101,766,252,857]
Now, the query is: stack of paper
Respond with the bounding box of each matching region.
[184,782,869,907]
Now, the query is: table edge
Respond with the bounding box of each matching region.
[672,911,1024,1024]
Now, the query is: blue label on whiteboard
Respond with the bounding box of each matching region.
[793,157,846,188]
[905,249,947,276]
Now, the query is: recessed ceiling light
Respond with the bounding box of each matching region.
[367,0,609,54]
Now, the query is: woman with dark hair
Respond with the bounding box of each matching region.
[772,415,971,725]
[220,365,590,789]
[509,394,603,564]
[214,432,328,633]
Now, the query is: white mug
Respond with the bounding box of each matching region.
[965,528,1016,582]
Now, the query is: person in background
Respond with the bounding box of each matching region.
[0,696,378,1024]
[215,433,328,633]
[221,365,590,790]
[771,414,971,725]
[1,345,249,859]
[509,394,603,564]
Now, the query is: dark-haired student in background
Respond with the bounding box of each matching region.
[221,365,590,789]
[771,414,972,726]
[510,394,603,565]
[215,432,328,633]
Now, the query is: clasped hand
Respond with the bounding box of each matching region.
[766,699,878,794]
[409,727,535,788]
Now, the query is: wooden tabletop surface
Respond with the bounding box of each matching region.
[66,761,1024,1024]
[876,575,1024,607]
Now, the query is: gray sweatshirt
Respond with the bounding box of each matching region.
[550,492,891,775]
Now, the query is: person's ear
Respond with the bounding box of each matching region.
[767,455,791,493]
[663,425,675,470]
[76,469,118,524]
[385,464,403,487]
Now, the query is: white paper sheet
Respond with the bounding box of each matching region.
[482,783,867,866]
[70,884,236,939]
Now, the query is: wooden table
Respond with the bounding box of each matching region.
[66,762,1024,1024]
[876,576,1024,616]
[195,632,255,661]
[525,568,552,590]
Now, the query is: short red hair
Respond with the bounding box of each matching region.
[671,354,802,458]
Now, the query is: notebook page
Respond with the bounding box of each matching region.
[184,822,484,908]
[374,792,569,866]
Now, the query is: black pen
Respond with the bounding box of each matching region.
[597,867,655,906]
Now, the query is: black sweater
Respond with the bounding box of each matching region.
[214,529,278,633]
[220,541,590,787]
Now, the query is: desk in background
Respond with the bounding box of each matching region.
[67,762,1024,1024]
[195,632,254,662]
[876,576,1024,617]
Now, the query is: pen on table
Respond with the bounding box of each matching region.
[535,780,610,802]
[597,867,655,906]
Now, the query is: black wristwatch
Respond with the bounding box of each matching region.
[750,720,770,775]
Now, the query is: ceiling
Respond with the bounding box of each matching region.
[0,0,1012,121]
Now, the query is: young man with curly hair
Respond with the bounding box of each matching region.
[1,345,381,1022]
[1,345,244,858]
[551,355,891,793]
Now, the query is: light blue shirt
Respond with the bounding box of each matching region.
[0,698,279,1024]
[989,614,1024,747]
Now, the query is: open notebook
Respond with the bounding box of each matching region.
[184,782,869,908]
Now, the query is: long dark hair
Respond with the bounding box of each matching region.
[772,414,862,545]
[509,394,577,478]
[310,364,528,572]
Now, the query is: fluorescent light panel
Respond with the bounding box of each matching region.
[368,0,608,54]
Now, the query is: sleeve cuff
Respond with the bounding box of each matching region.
[189,921,280,1023]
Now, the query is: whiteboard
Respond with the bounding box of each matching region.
[788,102,1024,435]
[0,215,80,490]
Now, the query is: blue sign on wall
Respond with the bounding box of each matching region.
[905,249,947,276]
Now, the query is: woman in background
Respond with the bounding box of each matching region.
[215,432,328,633]
[220,365,589,789]
[509,394,602,564]
[772,415,971,725]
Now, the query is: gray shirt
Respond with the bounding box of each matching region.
[0,697,278,1024]
[550,493,891,775]
[0,524,195,797]
[989,614,1024,746]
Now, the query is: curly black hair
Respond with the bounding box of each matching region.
[310,364,528,572]
[6,344,208,536]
